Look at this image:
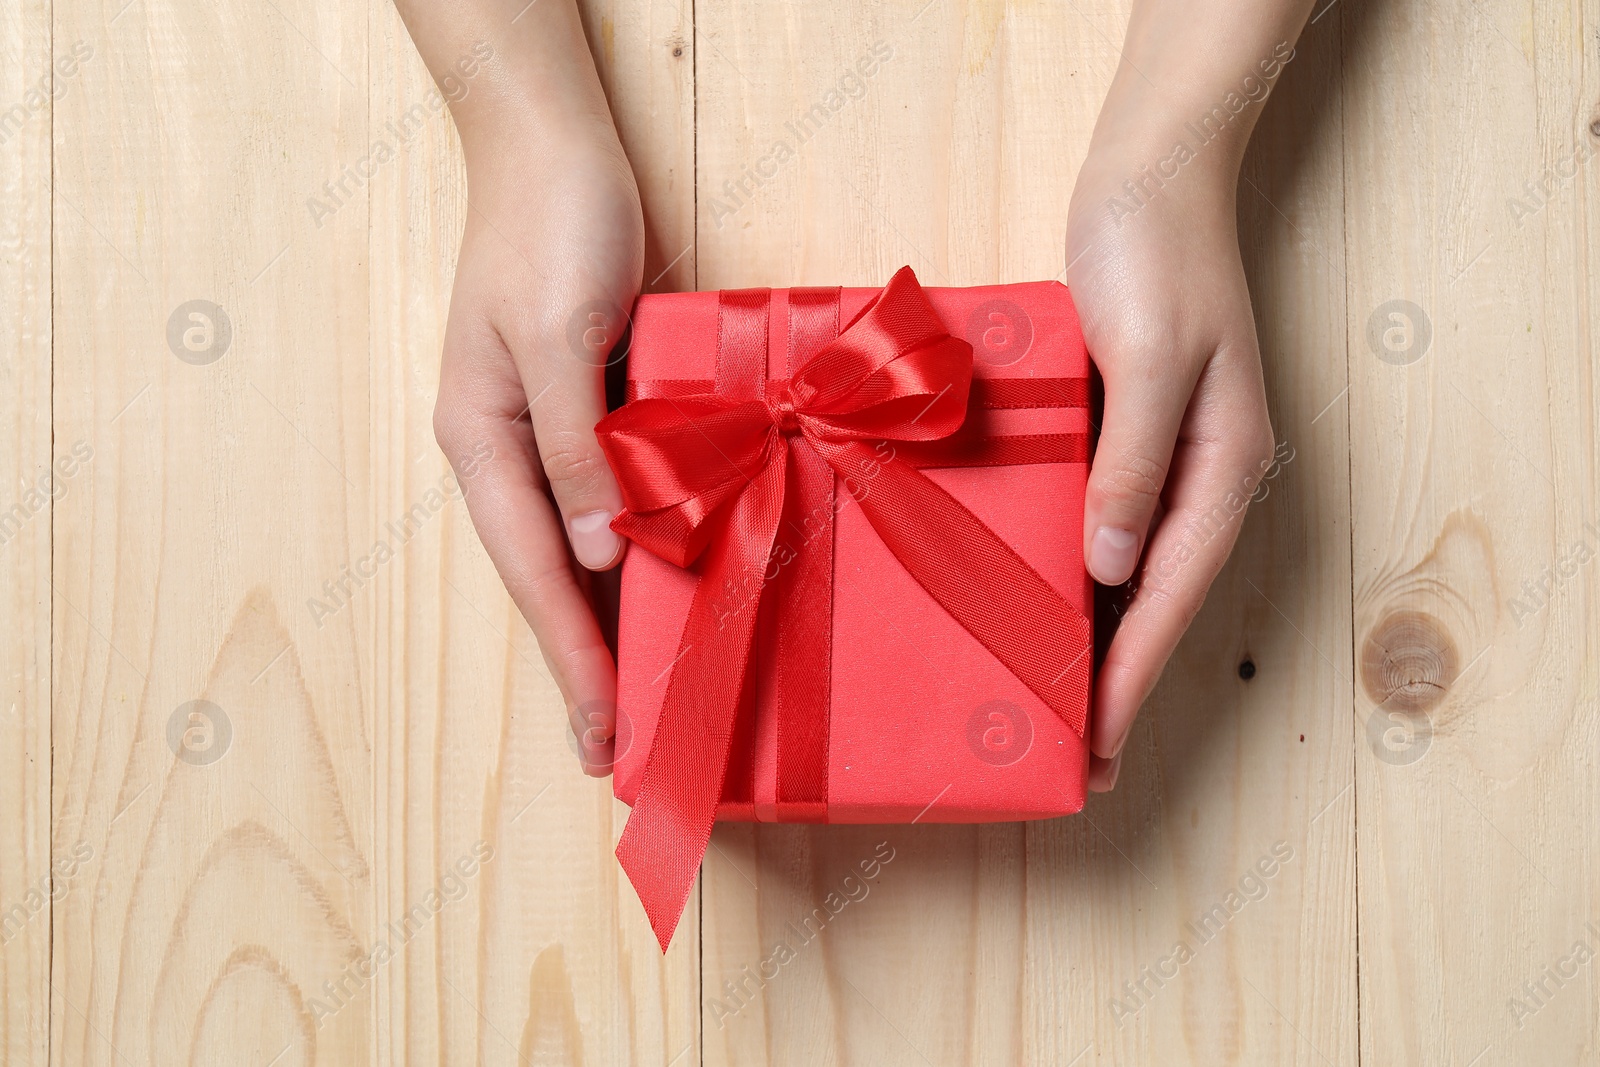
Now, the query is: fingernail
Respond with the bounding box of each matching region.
[1089,526,1139,585]
[569,510,622,570]
[1106,752,1123,789]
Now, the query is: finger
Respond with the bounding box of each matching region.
[569,698,618,775]
[1083,348,1198,586]
[528,361,626,571]
[1090,357,1275,760]
[1087,751,1122,792]
[436,321,617,776]
[505,292,633,573]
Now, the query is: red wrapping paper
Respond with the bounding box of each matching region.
[610,277,1093,826]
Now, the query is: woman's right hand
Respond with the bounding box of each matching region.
[433,121,643,778]
[394,0,647,777]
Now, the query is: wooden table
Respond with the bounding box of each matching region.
[4,0,1594,1063]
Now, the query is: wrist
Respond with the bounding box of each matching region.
[1073,121,1238,228]
[456,102,620,192]
[1082,38,1298,193]
[1085,94,1244,197]
[454,72,617,171]
[444,0,618,175]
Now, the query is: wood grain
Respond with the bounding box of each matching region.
[19,0,1600,1063]
[0,0,51,1063]
[366,0,698,1063]
[1342,0,1600,1063]
[692,2,1358,1064]
[50,0,376,1063]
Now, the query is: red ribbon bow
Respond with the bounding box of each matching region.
[597,267,1090,951]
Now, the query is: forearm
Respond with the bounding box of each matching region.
[1086,0,1317,190]
[392,0,614,173]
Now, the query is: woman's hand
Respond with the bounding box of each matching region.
[396,0,643,777]
[433,128,641,778]
[1066,135,1278,793]
[1065,0,1315,792]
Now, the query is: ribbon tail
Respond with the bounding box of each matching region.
[615,456,786,951]
[773,438,834,821]
[820,440,1091,736]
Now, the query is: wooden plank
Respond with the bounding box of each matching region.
[1134,13,1359,1063]
[1342,0,1600,1062]
[40,0,1600,1060]
[1037,15,1359,1064]
[49,0,375,1062]
[694,2,1357,1063]
[0,0,53,1062]
[366,0,698,1063]
[694,4,1356,1062]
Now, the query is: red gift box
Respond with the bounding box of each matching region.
[597,268,1093,949]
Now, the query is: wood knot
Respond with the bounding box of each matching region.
[1360,609,1459,713]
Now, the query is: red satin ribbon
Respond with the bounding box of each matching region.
[596,267,1092,951]
[627,375,1090,409]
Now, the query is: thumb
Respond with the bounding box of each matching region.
[1084,359,1194,585]
[508,291,634,573]
[529,361,628,571]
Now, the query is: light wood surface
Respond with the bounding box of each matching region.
[2,0,1593,1063]
[2,1,52,1064]
[1344,1,1600,1063]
